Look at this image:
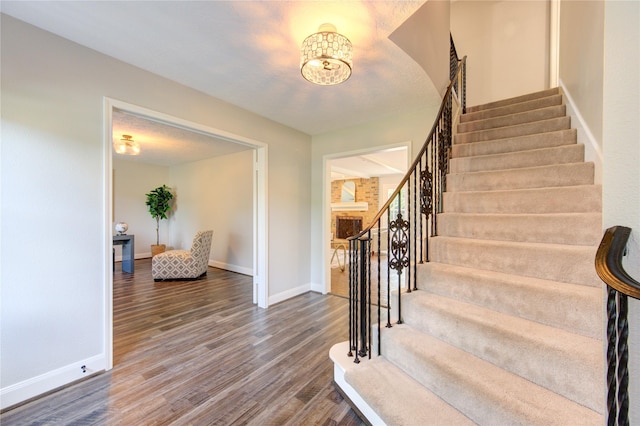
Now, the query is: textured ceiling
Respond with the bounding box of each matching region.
[2,0,437,172]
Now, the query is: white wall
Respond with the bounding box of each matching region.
[310,105,439,290]
[558,0,604,183]
[170,150,254,275]
[601,1,640,422]
[450,0,549,107]
[0,14,311,408]
[113,159,170,259]
[390,0,451,95]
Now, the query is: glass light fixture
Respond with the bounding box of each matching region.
[300,23,353,85]
[113,134,140,155]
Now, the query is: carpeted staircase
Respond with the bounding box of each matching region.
[330,87,604,425]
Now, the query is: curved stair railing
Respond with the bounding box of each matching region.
[347,48,466,363]
[595,226,640,426]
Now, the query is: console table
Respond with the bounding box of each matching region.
[113,234,135,273]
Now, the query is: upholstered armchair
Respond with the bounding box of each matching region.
[152,230,213,281]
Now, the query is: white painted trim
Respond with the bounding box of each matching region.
[103,97,270,374]
[322,142,412,295]
[558,81,603,184]
[209,260,253,276]
[255,146,269,308]
[0,354,106,410]
[103,99,114,371]
[268,284,310,306]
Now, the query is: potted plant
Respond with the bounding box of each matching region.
[145,184,174,257]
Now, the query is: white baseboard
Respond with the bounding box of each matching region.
[559,81,603,184]
[208,260,253,276]
[310,282,326,294]
[269,283,311,306]
[0,354,106,410]
[114,252,151,262]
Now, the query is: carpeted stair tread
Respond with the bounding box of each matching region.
[460,94,563,123]
[458,104,566,133]
[429,236,601,286]
[436,211,602,245]
[454,116,571,144]
[380,325,602,425]
[450,144,585,174]
[416,262,602,339]
[442,184,602,214]
[452,129,577,158]
[465,87,561,113]
[447,162,595,192]
[395,292,603,411]
[343,355,474,426]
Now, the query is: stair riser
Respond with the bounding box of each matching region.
[455,117,570,144]
[393,294,603,412]
[436,212,602,246]
[416,263,602,339]
[429,237,601,287]
[380,327,602,424]
[458,105,566,133]
[460,94,563,123]
[447,162,595,192]
[450,144,584,174]
[466,87,561,113]
[442,185,602,214]
[452,129,577,158]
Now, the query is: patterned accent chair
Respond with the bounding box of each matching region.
[152,230,213,281]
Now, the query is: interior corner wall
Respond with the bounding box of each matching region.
[309,105,438,289]
[450,0,550,107]
[602,1,640,422]
[169,150,254,275]
[558,0,604,181]
[389,0,450,95]
[113,159,171,259]
[0,14,311,408]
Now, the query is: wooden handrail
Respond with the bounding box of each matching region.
[595,226,640,300]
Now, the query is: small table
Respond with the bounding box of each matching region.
[113,234,135,273]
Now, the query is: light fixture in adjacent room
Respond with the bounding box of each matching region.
[113,134,140,155]
[300,23,353,85]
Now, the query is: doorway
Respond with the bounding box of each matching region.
[103,98,268,370]
[323,143,411,296]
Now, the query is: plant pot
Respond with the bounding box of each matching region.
[151,244,166,257]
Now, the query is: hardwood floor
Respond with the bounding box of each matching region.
[2,259,366,425]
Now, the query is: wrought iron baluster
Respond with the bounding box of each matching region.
[389,194,409,324]
[376,219,382,355]
[616,292,629,425]
[351,239,360,364]
[358,237,369,359]
[386,208,392,329]
[606,285,618,426]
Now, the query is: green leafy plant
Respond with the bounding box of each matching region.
[145,184,174,245]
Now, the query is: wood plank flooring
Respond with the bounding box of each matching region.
[1,259,366,425]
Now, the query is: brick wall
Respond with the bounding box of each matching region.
[331,178,379,242]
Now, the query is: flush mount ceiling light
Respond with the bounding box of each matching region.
[114,134,140,155]
[300,23,353,85]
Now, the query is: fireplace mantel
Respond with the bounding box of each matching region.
[331,201,369,212]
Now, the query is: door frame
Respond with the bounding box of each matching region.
[103,97,269,369]
[322,142,412,294]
